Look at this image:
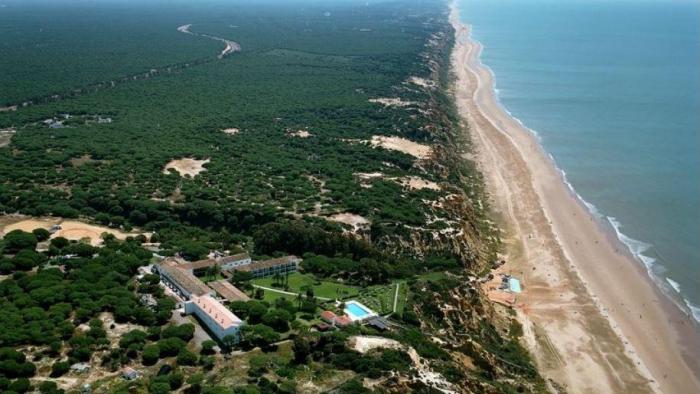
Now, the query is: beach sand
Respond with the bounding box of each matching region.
[449,4,700,393]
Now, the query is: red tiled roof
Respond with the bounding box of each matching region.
[209,280,250,302]
[321,310,337,322]
[190,295,243,328]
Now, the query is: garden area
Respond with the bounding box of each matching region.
[250,272,359,301]
[356,281,409,316]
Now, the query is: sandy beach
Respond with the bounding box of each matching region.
[449,4,700,393]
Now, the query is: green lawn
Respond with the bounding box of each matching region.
[251,273,359,301]
[355,281,408,315]
[259,289,297,304]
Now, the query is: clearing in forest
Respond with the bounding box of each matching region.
[400,176,440,191]
[369,136,432,160]
[348,336,403,354]
[369,98,416,107]
[221,128,240,135]
[407,76,435,89]
[163,157,210,177]
[2,217,145,246]
[326,212,370,232]
[287,129,313,138]
[0,129,15,147]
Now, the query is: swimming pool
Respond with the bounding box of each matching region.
[344,301,376,321]
[509,278,522,293]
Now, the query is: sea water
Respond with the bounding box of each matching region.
[457,0,700,322]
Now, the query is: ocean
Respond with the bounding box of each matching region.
[457,0,700,322]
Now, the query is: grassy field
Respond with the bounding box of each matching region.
[356,281,409,315]
[251,272,359,301]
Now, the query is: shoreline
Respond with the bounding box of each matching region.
[448,3,700,393]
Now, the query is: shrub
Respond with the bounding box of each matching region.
[32,228,50,242]
[50,361,70,377]
[176,348,197,366]
[3,230,37,253]
[162,324,195,342]
[142,344,160,365]
[157,337,186,357]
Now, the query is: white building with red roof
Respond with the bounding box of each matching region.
[184,294,244,341]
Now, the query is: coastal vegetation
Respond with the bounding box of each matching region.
[0,0,545,392]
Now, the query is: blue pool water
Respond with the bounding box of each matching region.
[346,302,371,319]
[509,278,522,294]
[458,0,700,322]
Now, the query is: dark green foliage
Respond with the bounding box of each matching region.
[50,237,69,249]
[38,380,63,394]
[0,348,36,378]
[201,340,216,355]
[169,371,185,390]
[2,230,37,254]
[246,301,269,324]
[162,323,195,342]
[32,228,50,242]
[119,329,148,350]
[157,337,187,357]
[142,344,160,365]
[0,240,154,350]
[0,0,545,390]
[261,309,292,332]
[337,378,371,394]
[240,324,280,349]
[390,329,448,360]
[176,348,198,366]
[7,377,31,393]
[253,221,373,260]
[292,335,311,364]
[50,361,70,378]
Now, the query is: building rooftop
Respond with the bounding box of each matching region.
[320,310,353,326]
[191,295,243,328]
[218,253,251,264]
[321,310,337,321]
[158,259,212,296]
[236,255,300,272]
[209,280,250,302]
[179,253,251,271]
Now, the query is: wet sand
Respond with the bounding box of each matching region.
[449,3,700,393]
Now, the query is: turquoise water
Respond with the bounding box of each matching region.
[458,0,700,322]
[346,302,371,319]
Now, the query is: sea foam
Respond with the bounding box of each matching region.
[666,277,682,293]
[472,26,699,325]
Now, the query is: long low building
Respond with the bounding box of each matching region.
[235,255,301,278]
[209,280,250,302]
[184,295,244,341]
[179,253,252,275]
[154,259,213,300]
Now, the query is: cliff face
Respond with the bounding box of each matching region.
[366,17,498,275]
[369,6,548,393]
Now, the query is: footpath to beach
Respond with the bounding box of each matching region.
[449,3,700,394]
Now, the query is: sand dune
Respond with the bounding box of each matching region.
[369,136,432,160]
[163,157,209,177]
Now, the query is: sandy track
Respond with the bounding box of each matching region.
[177,23,240,59]
[450,4,700,394]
